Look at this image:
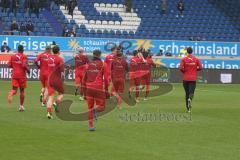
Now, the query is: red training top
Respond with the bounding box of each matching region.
[129,56,143,79]
[48,54,64,77]
[8,53,30,79]
[111,56,128,81]
[75,54,89,72]
[47,54,64,93]
[35,52,50,76]
[104,53,115,75]
[180,54,202,81]
[84,57,105,88]
[140,57,155,77]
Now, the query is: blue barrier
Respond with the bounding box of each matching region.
[0,36,239,57]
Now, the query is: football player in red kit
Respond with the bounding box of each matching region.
[111,48,128,109]
[129,50,144,103]
[140,52,156,101]
[74,48,89,101]
[34,46,51,106]
[104,46,118,98]
[180,47,202,113]
[83,50,106,131]
[46,46,64,119]
[8,45,30,111]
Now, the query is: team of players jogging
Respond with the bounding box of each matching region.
[7,44,202,131]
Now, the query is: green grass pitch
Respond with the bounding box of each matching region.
[0,81,239,160]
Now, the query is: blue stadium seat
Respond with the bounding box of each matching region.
[97,30,102,34]
[40,28,46,33]
[29,32,35,36]
[110,29,116,34]
[13,31,20,35]
[90,29,95,34]
[21,32,27,36]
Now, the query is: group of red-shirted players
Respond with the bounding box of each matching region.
[7,44,202,131]
[8,45,64,119]
[6,44,156,131]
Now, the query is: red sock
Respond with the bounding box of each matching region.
[55,99,61,105]
[20,91,25,106]
[47,107,52,113]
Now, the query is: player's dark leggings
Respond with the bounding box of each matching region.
[183,81,196,108]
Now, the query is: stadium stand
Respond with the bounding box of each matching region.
[0,0,57,36]
[0,0,240,41]
[133,0,240,41]
[50,0,240,41]
[51,0,141,38]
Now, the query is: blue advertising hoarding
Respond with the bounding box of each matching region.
[0,35,239,57]
[0,36,239,69]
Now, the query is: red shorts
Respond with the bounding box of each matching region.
[112,79,125,93]
[40,74,49,88]
[47,80,64,96]
[12,78,27,89]
[85,85,105,110]
[47,86,64,96]
[141,73,151,86]
[130,78,140,87]
[75,71,84,86]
